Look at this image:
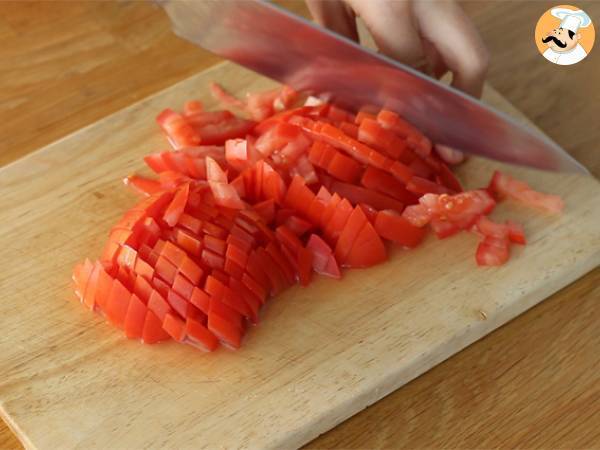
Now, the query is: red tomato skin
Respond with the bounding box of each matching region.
[476,236,510,266]
[374,210,427,247]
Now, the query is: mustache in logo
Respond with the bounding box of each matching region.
[542,35,567,48]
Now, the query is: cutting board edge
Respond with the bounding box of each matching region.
[278,251,600,449]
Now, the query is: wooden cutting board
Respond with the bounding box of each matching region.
[0,61,598,450]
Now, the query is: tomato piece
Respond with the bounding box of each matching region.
[506,220,526,245]
[183,100,203,116]
[284,175,316,218]
[354,111,376,125]
[160,240,187,266]
[325,198,353,242]
[376,109,421,140]
[225,138,251,172]
[190,287,211,314]
[124,294,147,339]
[406,176,451,196]
[335,206,369,263]
[475,216,509,239]
[374,209,427,247]
[172,273,194,301]
[408,158,434,179]
[273,133,311,168]
[275,225,303,255]
[360,166,419,205]
[94,263,116,311]
[255,122,301,157]
[208,310,243,349]
[488,170,564,214]
[105,279,131,329]
[437,162,463,192]
[124,175,161,196]
[327,104,355,123]
[266,242,296,285]
[329,180,405,213]
[185,317,219,351]
[73,258,93,302]
[144,153,169,174]
[339,121,359,139]
[297,247,313,286]
[206,157,245,209]
[197,117,256,146]
[306,234,341,279]
[260,161,287,204]
[310,141,363,183]
[476,236,510,266]
[201,249,225,270]
[163,183,189,227]
[156,108,201,149]
[319,193,341,229]
[343,220,387,268]
[281,215,313,236]
[186,110,233,127]
[209,82,247,111]
[289,155,318,185]
[429,218,461,239]
[357,118,409,160]
[142,310,171,344]
[147,288,174,321]
[161,313,186,341]
[251,199,275,224]
[133,274,153,304]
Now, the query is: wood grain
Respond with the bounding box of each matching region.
[0,1,599,448]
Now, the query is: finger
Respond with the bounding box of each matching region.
[305,0,359,41]
[421,38,449,79]
[412,1,489,97]
[346,0,426,67]
[435,144,466,165]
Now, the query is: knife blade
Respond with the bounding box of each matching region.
[162,0,588,174]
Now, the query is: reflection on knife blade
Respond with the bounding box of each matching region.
[162,0,588,174]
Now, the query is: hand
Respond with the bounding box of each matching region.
[306,0,489,164]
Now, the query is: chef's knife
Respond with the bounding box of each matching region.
[162,0,588,174]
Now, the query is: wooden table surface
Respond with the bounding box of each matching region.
[1,1,598,448]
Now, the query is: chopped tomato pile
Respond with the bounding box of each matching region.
[72,83,564,352]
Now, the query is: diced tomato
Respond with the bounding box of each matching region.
[306,234,341,279]
[206,157,245,209]
[124,294,147,339]
[429,218,461,239]
[252,199,276,224]
[105,279,131,329]
[124,175,162,196]
[142,310,171,344]
[406,176,451,196]
[209,82,247,111]
[374,210,427,247]
[476,236,510,266]
[197,117,256,146]
[73,83,564,353]
[183,100,203,116]
[343,219,387,268]
[156,108,201,149]
[335,206,369,263]
[506,220,526,245]
[187,110,233,127]
[360,166,419,205]
[488,170,564,214]
[163,183,189,227]
[329,180,405,213]
[186,317,219,351]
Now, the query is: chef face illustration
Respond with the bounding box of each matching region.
[542,26,580,52]
[536,6,595,65]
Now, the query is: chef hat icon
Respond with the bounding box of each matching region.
[551,8,592,33]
